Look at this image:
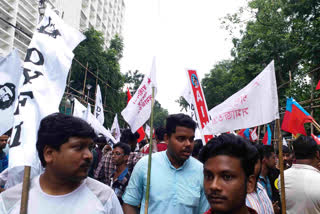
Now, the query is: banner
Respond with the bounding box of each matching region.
[94,84,104,125]
[207,61,279,135]
[111,114,121,142]
[186,70,213,143]
[7,8,85,187]
[122,58,157,133]
[0,49,23,136]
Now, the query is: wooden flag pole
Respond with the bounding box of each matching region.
[311,119,320,132]
[276,119,286,214]
[19,166,31,214]
[144,87,155,214]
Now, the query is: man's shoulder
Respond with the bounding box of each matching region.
[85,177,114,205]
[187,156,204,170]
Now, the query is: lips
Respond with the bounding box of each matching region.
[181,151,191,156]
[207,195,227,204]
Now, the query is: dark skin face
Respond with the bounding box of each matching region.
[283,152,293,169]
[0,135,8,150]
[265,152,276,170]
[111,147,128,166]
[44,137,93,183]
[166,126,195,168]
[203,155,255,214]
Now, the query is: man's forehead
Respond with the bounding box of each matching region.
[0,135,9,140]
[204,155,243,173]
[174,126,195,134]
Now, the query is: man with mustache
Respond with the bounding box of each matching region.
[0,113,123,214]
[123,113,209,214]
[199,134,257,214]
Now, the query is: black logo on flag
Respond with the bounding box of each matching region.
[0,83,15,110]
[37,17,61,38]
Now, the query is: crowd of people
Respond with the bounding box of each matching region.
[0,112,319,214]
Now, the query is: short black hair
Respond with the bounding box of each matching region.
[199,134,257,178]
[36,113,96,167]
[254,143,264,162]
[192,139,203,157]
[113,142,131,155]
[155,127,166,141]
[262,145,274,159]
[276,145,290,155]
[166,114,196,137]
[120,129,140,144]
[94,136,107,144]
[293,136,318,159]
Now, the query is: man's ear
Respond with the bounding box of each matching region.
[43,145,56,165]
[246,174,256,194]
[164,134,169,143]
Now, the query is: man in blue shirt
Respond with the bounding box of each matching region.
[122,114,209,214]
[0,135,8,173]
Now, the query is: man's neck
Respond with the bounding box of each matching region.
[260,164,269,177]
[166,150,185,169]
[296,159,318,169]
[115,163,127,174]
[40,171,83,195]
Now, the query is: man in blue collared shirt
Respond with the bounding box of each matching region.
[122,114,209,214]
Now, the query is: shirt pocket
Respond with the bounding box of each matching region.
[177,184,200,207]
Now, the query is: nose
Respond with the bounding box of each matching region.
[83,148,93,161]
[209,177,222,192]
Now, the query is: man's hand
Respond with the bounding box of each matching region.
[123,203,139,214]
[273,201,280,214]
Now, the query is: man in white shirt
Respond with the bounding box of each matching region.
[0,113,123,214]
[279,135,320,214]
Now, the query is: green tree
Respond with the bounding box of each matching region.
[69,28,125,128]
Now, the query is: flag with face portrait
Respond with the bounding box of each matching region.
[94,84,104,125]
[0,49,23,136]
[6,8,86,188]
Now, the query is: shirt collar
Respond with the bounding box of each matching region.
[163,151,190,170]
[291,164,320,173]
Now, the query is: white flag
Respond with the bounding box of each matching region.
[207,61,279,135]
[121,57,157,133]
[73,98,87,119]
[84,104,117,144]
[145,124,151,138]
[0,49,23,136]
[94,84,104,125]
[283,138,288,147]
[6,8,85,188]
[111,114,121,143]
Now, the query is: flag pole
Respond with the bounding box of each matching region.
[276,119,286,214]
[144,87,155,214]
[20,166,31,214]
[311,119,320,132]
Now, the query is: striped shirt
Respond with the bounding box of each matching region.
[246,183,274,214]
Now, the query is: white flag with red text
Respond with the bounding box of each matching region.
[207,61,279,135]
[121,58,157,133]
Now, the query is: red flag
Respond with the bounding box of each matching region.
[311,134,320,145]
[281,98,313,136]
[316,80,320,90]
[126,87,132,104]
[126,87,145,142]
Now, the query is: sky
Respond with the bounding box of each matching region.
[120,0,248,114]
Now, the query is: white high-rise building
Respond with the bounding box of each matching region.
[0,0,125,58]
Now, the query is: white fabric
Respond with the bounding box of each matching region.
[278,164,320,214]
[0,175,123,214]
[7,8,85,188]
[283,138,288,147]
[121,57,157,133]
[72,98,87,119]
[94,85,104,125]
[145,124,151,138]
[111,114,121,142]
[0,49,23,136]
[84,104,117,144]
[207,61,279,135]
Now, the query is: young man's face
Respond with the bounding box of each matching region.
[46,137,93,182]
[111,147,128,166]
[203,155,254,213]
[265,152,276,169]
[166,126,195,164]
[0,135,8,150]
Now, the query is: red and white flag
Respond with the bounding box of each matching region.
[250,127,258,142]
[121,58,157,133]
[186,69,213,143]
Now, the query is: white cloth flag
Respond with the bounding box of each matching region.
[111,114,121,143]
[73,98,87,119]
[84,104,117,144]
[7,8,85,187]
[145,124,151,138]
[121,57,157,133]
[283,138,288,147]
[207,61,279,135]
[94,84,104,125]
[0,49,23,136]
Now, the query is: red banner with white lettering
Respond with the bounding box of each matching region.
[187,70,213,143]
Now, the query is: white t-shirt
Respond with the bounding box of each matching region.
[0,175,123,214]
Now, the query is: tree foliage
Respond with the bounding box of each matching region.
[69,28,125,127]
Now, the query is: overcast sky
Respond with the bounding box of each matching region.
[120,0,248,114]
